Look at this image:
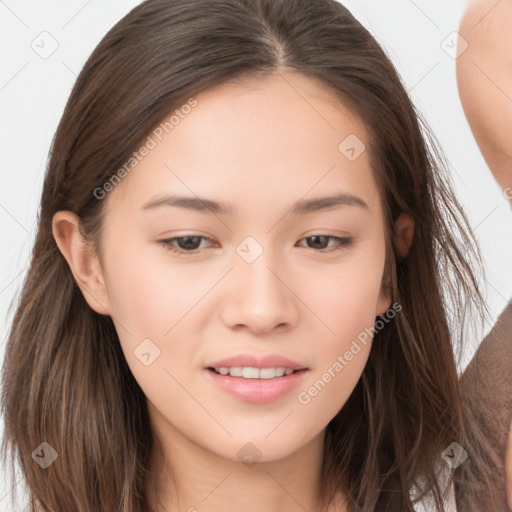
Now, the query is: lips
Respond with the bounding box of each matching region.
[205,353,307,371]
[204,356,308,403]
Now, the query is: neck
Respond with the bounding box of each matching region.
[144,402,347,512]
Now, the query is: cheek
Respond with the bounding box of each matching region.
[103,238,205,336]
[314,249,386,340]
[101,239,211,391]
[103,251,203,407]
[295,251,386,418]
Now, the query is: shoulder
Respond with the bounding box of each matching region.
[507,418,512,509]
[462,303,512,377]
[460,303,512,450]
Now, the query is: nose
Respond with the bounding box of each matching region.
[220,250,300,335]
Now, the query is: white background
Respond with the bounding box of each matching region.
[1,0,511,510]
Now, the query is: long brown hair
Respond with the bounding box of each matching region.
[0,0,493,510]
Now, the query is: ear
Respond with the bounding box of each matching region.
[394,213,414,258]
[52,211,111,316]
[375,213,415,317]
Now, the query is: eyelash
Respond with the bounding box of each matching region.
[158,234,353,255]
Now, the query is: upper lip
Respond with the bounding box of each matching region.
[205,353,307,370]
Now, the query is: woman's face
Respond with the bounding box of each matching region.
[96,72,390,463]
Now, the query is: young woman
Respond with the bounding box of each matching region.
[0,0,491,510]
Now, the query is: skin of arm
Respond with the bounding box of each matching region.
[457,0,512,195]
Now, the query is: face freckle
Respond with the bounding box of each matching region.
[99,71,390,465]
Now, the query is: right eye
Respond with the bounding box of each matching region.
[158,235,217,255]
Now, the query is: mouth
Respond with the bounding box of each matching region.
[206,366,306,379]
[204,366,308,404]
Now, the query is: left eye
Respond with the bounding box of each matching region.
[298,235,353,252]
[158,234,353,255]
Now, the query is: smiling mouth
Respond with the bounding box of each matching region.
[206,367,306,379]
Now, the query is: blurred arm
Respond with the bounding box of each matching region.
[457,0,512,193]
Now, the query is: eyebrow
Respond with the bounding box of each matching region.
[141,193,369,215]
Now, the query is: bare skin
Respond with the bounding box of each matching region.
[458,0,512,508]
[457,0,512,198]
[52,71,413,512]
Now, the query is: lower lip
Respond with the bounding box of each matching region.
[204,368,308,404]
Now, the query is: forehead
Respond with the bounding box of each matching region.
[105,71,381,218]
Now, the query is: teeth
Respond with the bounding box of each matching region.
[213,366,296,379]
[243,367,260,379]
